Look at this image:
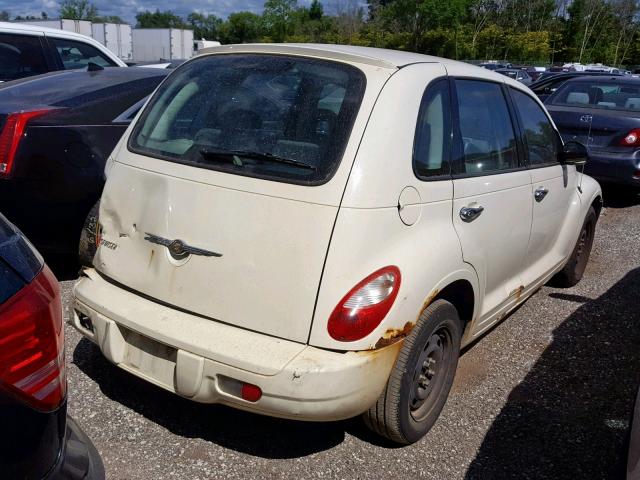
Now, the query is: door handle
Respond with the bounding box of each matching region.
[459,205,484,222]
[534,187,549,202]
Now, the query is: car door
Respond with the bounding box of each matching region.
[450,78,532,325]
[509,87,575,286]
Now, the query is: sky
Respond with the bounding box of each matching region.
[0,0,342,24]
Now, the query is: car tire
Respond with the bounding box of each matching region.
[363,299,462,444]
[78,200,100,267]
[553,206,597,288]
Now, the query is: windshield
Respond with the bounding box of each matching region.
[549,81,640,111]
[129,54,366,185]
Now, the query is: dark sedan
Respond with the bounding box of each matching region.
[0,211,104,479]
[0,67,169,266]
[545,76,640,189]
[531,71,624,102]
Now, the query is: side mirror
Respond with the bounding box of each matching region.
[560,141,588,165]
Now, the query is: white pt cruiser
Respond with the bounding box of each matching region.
[72,44,602,444]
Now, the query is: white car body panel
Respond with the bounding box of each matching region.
[0,21,127,67]
[72,44,602,420]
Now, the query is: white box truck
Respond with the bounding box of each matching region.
[92,23,133,61]
[21,19,93,37]
[132,28,194,62]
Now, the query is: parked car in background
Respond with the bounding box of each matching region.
[72,44,601,445]
[0,212,104,479]
[511,65,545,82]
[531,71,624,101]
[545,76,640,189]
[496,68,533,85]
[0,66,169,266]
[479,61,510,70]
[0,22,126,82]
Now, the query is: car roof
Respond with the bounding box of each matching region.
[0,21,93,42]
[200,43,484,71]
[197,43,516,89]
[564,75,639,84]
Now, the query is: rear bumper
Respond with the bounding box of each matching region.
[585,149,640,187]
[49,416,105,480]
[71,269,400,422]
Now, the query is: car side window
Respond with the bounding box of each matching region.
[454,79,519,175]
[0,33,48,81]
[511,88,560,166]
[413,79,451,178]
[51,38,116,70]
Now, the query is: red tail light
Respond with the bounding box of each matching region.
[0,109,55,178]
[0,266,66,412]
[328,266,401,342]
[618,128,640,147]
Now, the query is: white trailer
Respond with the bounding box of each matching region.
[21,19,93,37]
[92,23,132,61]
[132,28,194,62]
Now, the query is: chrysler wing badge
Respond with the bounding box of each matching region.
[144,233,222,260]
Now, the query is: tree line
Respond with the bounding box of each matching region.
[3,0,640,66]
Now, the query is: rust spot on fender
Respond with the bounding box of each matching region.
[358,336,405,357]
[147,249,155,268]
[421,288,440,313]
[373,321,415,349]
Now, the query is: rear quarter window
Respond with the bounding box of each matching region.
[129,54,366,186]
[0,33,48,82]
[550,81,640,111]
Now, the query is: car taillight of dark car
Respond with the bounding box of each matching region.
[0,265,66,412]
[0,109,56,178]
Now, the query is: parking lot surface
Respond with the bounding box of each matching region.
[61,190,640,479]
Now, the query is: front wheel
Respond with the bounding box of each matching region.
[553,206,597,288]
[363,299,462,444]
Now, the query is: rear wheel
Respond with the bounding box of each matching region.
[363,299,462,444]
[553,206,597,287]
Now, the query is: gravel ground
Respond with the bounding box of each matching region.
[59,188,640,480]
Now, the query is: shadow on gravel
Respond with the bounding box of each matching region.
[72,338,359,458]
[466,267,640,479]
[602,185,640,209]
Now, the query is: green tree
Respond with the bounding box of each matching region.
[263,0,297,42]
[0,11,9,21]
[309,0,324,20]
[188,12,222,40]
[136,10,187,28]
[59,0,98,20]
[220,12,263,43]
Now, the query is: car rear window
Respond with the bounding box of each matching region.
[129,54,366,185]
[550,81,640,111]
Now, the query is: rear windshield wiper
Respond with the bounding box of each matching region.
[199,148,316,171]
